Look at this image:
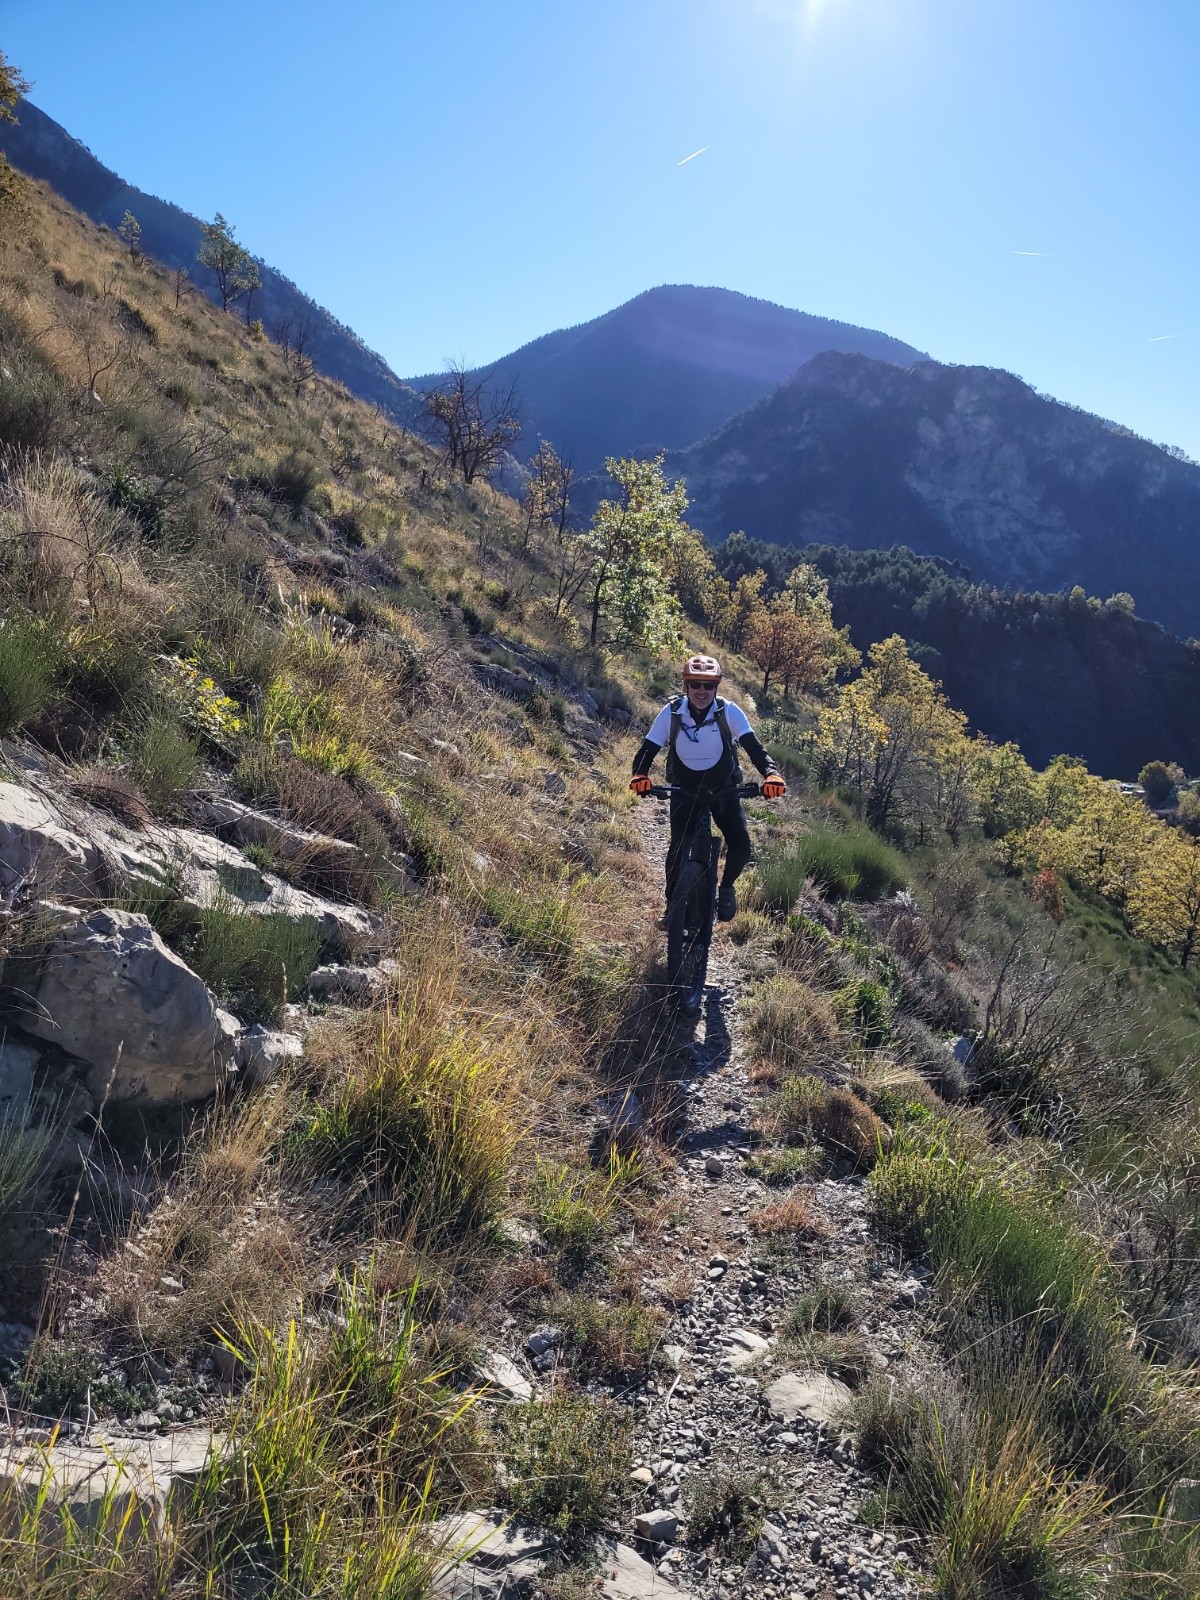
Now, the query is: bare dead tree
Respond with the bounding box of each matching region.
[275,310,316,394]
[420,361,521,485]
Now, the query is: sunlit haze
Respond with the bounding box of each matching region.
[5,0,1198,453]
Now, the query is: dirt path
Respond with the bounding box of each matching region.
[622,803,926,1600]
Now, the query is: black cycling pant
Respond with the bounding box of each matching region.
[666,787,752,905]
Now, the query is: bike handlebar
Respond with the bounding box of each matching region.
[642,781,766,801]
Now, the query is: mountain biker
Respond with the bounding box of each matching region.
[629,654,786,922]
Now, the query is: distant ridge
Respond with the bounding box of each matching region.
[0,98,414,419]
[405,285,927,473]
[669,351,1200,639]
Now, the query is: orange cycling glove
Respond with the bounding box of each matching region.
[761,777,786,799]
[630,774,653,796]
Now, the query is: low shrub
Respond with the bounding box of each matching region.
[501,1393,632,1545]
[777,1076,888,1169]
[14,1340,154,1421]
[127,709,201,814]
[748,1191,826,1240]
[758,825,907,910]
[556,1291,667,1384]
[685,1468,768,1554]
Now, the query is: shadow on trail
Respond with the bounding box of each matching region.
[589,954,750,1163]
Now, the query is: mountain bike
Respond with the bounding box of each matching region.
[642,781,764,1015]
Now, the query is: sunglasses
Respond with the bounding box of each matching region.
[684,680,718,690]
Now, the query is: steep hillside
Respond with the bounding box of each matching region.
[0,97,414,418]
[405,285,927,472]
[717,538,1200,776]
[674,352,1200,638]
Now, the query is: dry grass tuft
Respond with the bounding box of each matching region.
[748,1189,828,1239]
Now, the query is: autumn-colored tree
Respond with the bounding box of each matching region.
[0,48,29,121]
[1024,769,1158,905]
[117,210,142,260]
[582,455,689,650]
[1128,832,1200,968]
[0,50,30,220]
[814,636,970,835]
[663,525,716,621]
[970,741,1041,840]
[707,567,766,649]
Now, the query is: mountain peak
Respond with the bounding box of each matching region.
[405,287,927,472]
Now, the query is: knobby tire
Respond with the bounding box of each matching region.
[667,860,711,1015]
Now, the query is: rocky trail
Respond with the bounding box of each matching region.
[592,807,929,1600]
[435,799,940,1599]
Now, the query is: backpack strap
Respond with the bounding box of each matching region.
[666,695,685,783]
[714,698,742,778]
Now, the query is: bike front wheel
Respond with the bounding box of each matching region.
[667,861,712,1015]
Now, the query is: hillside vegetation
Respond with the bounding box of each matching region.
[0,96,414,419]
[714,536,1200,776]
[4,145,1200,1600]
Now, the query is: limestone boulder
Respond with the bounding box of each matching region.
[234,1024,304,1087]
[0,781,102,904]
[595,1535,693,1599]
[431,1510,556,1598]
[103,824,373,950]
[0,1427,222,1542]
[26,908,236,1105]
[764,1369,854,1430]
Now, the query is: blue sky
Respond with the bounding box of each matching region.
[5,0,1198,454]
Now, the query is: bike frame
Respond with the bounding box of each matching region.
[646,780,762,1013]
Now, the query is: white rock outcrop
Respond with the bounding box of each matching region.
[26,908,236,1104]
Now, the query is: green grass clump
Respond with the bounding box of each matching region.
[744,975,842,1074]
[0,613,62,735]
[0,1099,53,1235]
[501,1393,632,1545]
[482,872,581,973]
[833,977,894,1047]
[758,824,907,910]
[785,1279,862,1338]
[189,898,321,1025]
[288,1003,520,1244]
[743,1145,818,1186]
[555,1291,667,1385]
[855,1374,1110,1598]
[531,1151,641,1263]
[127,708,201,814]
